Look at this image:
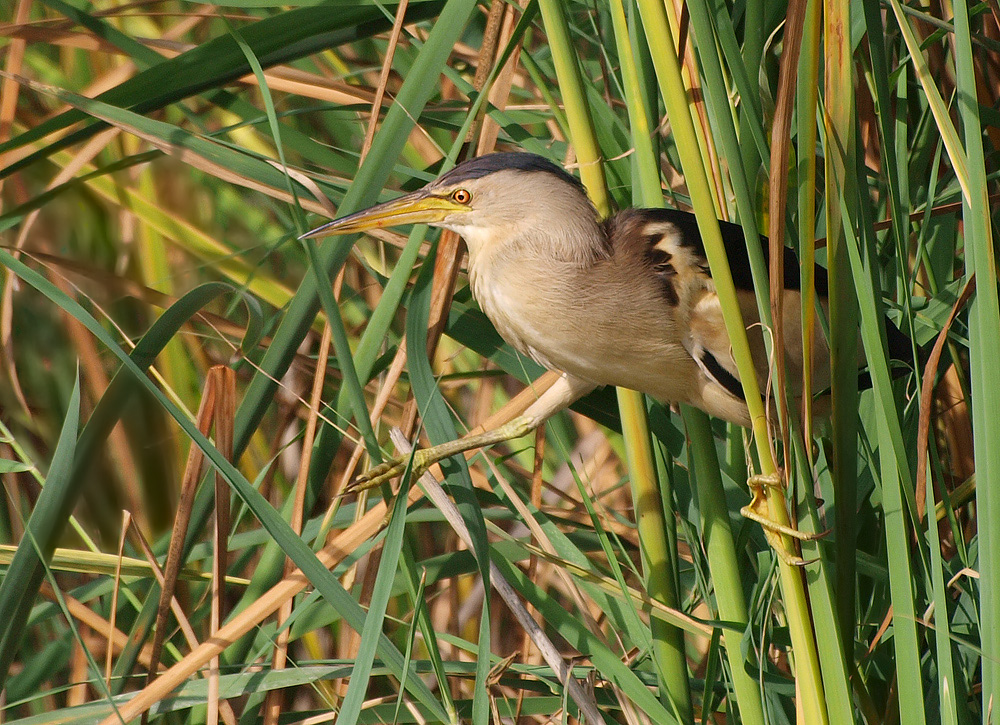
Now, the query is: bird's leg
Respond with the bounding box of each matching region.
[740,472,820,567]
[352,373,597,491]
[354,417,538,491]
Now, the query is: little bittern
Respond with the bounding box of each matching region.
[303,152,906,488]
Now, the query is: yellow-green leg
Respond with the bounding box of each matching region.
[351,373,597,491]
[352,415,538,490]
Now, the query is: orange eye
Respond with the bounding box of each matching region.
[452,189,472,204]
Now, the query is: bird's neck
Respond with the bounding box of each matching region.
[463,218,607,338]
[463,213,607,273]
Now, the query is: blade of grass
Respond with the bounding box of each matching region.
[840,192,927,724]
[925,465,961,725]
[0,3,445,177]
[405,240,493,723]
[822,11,865,703]
[335,478,410,725]
[0,371,81,685]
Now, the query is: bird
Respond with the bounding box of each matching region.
[301,151,905,489]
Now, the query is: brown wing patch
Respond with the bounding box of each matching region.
[646,223,711,283]
[602,209,715,308]
[643,221,713,309]
[645,242,679,305]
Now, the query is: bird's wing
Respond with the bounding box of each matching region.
[609,208,813,404]
[607,208,913,415]
[602,209,751,402]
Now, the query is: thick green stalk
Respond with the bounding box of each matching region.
[535,0,605,204]
[537,1,692,718]
[634,0,828,720]
[619,390,692,719]
[783,6,857,716]
[680,408,765,724]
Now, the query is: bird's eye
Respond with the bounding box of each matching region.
[451,189,472,204]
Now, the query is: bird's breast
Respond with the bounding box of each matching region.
[470,261,562,370]
[468,251,701,400]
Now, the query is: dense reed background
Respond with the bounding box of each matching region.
[0,0,997,722]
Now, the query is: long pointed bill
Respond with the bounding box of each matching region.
[299,190,467,240]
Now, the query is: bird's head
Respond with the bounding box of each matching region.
[301,152,600,263]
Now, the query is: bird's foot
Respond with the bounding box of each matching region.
[740,473,820,567]
[351,415,538,491]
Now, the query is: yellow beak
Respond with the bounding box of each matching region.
[299,190,468,239]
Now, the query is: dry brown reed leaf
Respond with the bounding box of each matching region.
[915,276,975,521]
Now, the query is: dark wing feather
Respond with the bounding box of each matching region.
[657,210,913,369]
[698,348,746,400]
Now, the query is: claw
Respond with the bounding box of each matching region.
[740,472,821,566]
[351,459,410,492]
[350,448,431,492]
